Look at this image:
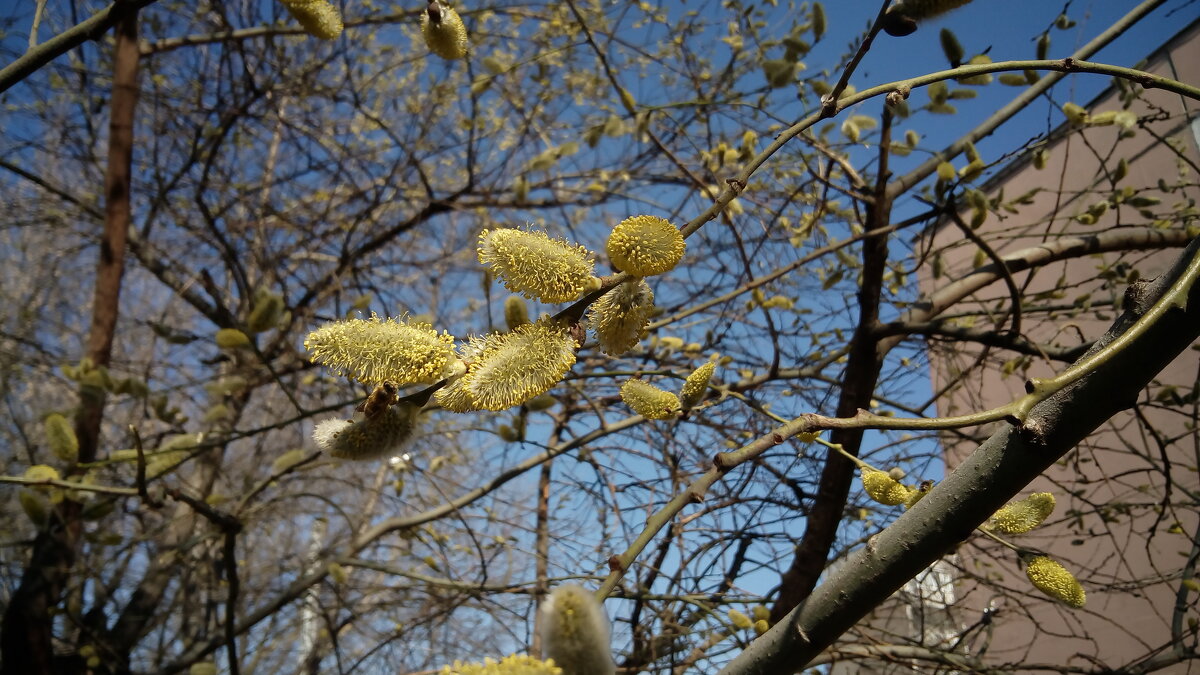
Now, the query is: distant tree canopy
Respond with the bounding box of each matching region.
[1,0,1198,674]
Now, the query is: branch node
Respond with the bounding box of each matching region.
[713,452,735,472]
[607,555,624,573]
[1018,417,1048,446]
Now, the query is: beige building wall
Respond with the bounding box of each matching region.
[921,18,1200,674]
[832,17,1200,674]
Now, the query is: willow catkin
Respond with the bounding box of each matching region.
[679,361,716,409]
[478,228,597,303]
[588,279,654,356]
[538,585,616,675]
[860,468,912,506]
[606,215,685,277]
[989,492,1055,534]
[422,0,469,60]
[882,0,974,36]
[313,402,420,461]
[1025,555,1086,608]
[620,379,680,420]
[304,314,458,385]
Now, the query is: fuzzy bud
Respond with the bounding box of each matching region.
[588,279,654,356]
[504,295,530,330]
[440,654,561,675]
[24,464,61,488]
[422,1,469,60]
[728,609,752,630]
[215,328,251,349]
[1024,555,1086,608]
[606,215,685,277]
[989,492,1055,534]
[680,361,716,409]
[313,402,420,461]
[304,314,458,386]
[44,414,79,464]
[538,584,616,675]
[620,379,680,420]
[436,317,577,412]
[282,0,344,40]
[479,228,597,303]
[247,292,286,333]
[883,0,974,36]
[861,468,911,506]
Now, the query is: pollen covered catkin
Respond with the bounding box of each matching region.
[304,315,458,386]
[478,228,597,303]
[589,279,654,355]
[422,0,469,60]
[861,468,912,506]
[1025,555,1086,608]
[989,492,1055,534]
[437,317,578,411]
[606,215,685,277]
[439,654,561,675]
[621,379,680,419]
[679,361,716,409]
[538,585,616,675]
[282,0,344,40]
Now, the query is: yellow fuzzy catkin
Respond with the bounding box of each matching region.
[44,414,78,464]
[282,0,344,40]
[861,468,911,506]
[588,279,654,356]
[988,492,1055,534]
[1025,556,1086,608]
[422,0,469,60]
[538,585,616,675]
[215,328,251,349]
[680,361,716,409]
[728,610,753,630]
[620,379,680,420]
[439,654,561,675]
[479,228,597,303]
[304,314,458,386]
[436,318,577,412]
[313,402,420,460]
[606,215,686,277]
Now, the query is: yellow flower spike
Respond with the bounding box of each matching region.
[680,361,716,409]
[422,0,469,61]
[537,584,616,675]
[304,314,458,386]
[478,228,597,303]
[988,492,1055,534]
[621,379,680,420]
[860,468,910,506]
[282,0,344,40]
[440,654,562,675]
[1024,555,1086,608]
[438,318,578,412]
[588,279,654,356]
[606,215,685,277]
[313,401,421,461]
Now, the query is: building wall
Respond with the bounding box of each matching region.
[918,18,1200,673]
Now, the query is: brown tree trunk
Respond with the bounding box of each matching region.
[0,13,139,675]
